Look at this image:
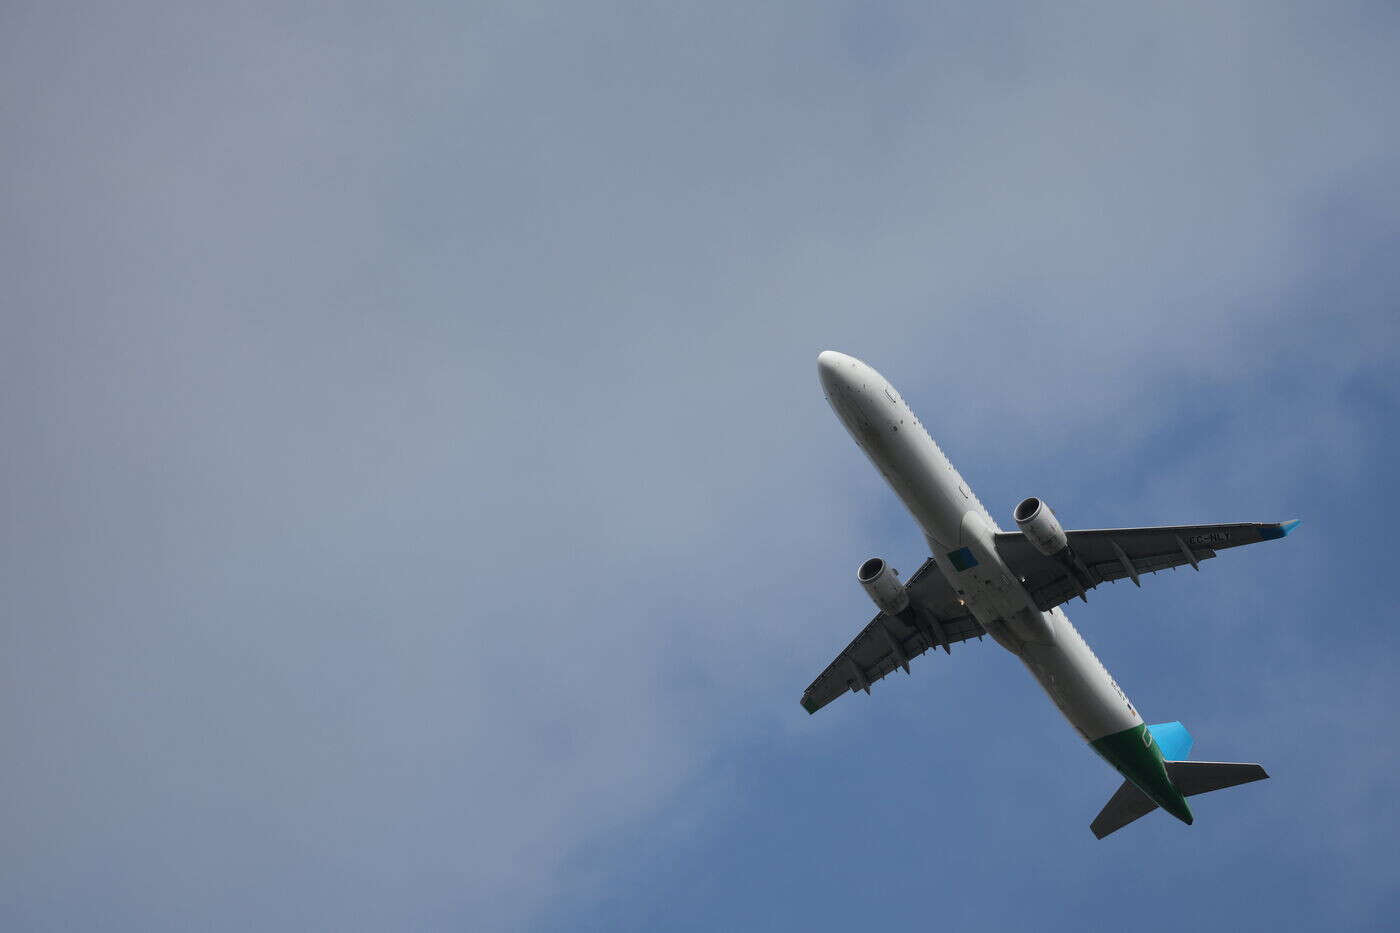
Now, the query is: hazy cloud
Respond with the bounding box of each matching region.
[2,2,1397,930]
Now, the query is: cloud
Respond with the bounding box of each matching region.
[2,2,1397,929]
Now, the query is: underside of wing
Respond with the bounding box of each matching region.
[995,520,1300,611]
[801,558,984,714]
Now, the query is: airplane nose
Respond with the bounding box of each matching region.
[817,350,851,390]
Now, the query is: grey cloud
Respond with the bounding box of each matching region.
[2,2,1397,930]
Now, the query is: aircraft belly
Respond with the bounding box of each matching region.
[949,511,1054,641]
[852,409,967,548]
[1017,611,1141,743]
[888,448,964,547]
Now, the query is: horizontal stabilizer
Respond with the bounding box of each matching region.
[1164,760,1269,797]
[1090,780,1157,839]
[1091,761,1269,838]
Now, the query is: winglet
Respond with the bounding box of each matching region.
[1260,519,1301,541]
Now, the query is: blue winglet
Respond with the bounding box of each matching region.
[1148,721,1194,761]
[1260,519,1301,541]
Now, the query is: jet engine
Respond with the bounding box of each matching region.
[857,557,910,615]
[1014,496,1068,556]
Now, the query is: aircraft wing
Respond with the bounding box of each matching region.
[994,520,1300,612]
[801,558,985,714]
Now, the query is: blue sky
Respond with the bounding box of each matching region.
[3,2,1398,930]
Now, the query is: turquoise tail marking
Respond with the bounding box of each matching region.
[1260,518,1301,540]
[1148,721,1194,761]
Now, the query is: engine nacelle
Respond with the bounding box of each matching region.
[1014,496,1068,556]
[857,557,910,615]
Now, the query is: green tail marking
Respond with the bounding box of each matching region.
[1090,724,1193,826]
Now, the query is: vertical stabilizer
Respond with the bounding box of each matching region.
[1147,721,1193,761]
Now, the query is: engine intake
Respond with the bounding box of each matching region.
[1014,496,1068,556]
[858,557,910,615]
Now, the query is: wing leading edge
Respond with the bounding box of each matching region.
[995,520,1300,612]
[801,558,984,714]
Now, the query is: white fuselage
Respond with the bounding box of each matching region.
[818,351,1141,744]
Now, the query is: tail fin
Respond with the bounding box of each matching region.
[1091,761,1270,838]
[1090,721,1269,839]
[1147,721,1193,760]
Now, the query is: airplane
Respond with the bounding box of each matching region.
[802,350,1298,838]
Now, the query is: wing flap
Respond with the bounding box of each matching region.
[800,558,984,714]
[996,521,1298,611]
